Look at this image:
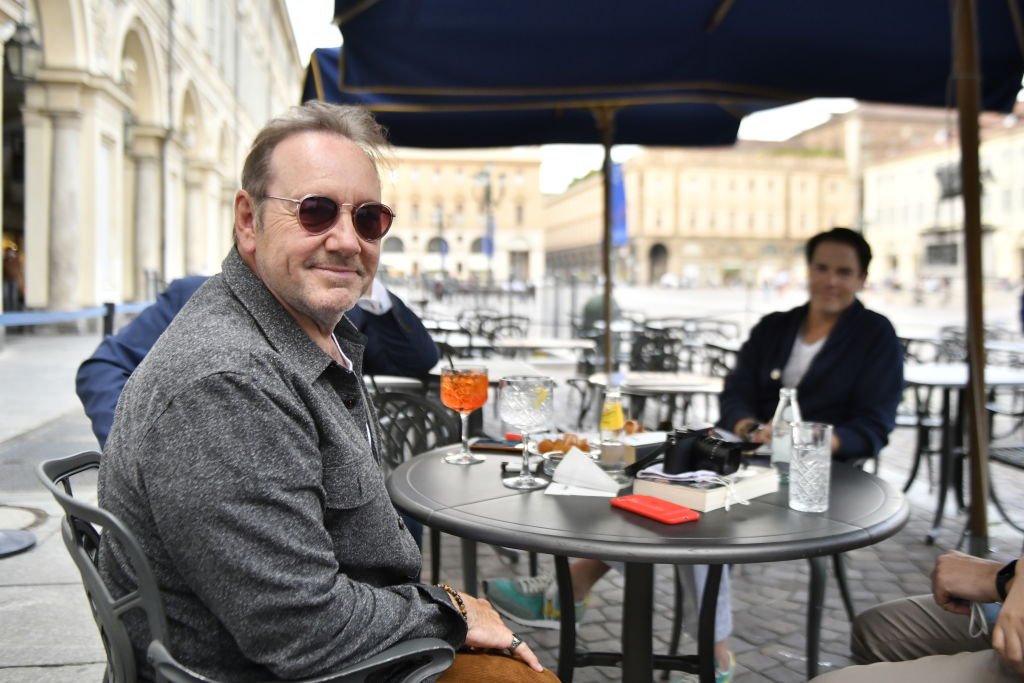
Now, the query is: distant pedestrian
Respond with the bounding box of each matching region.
[2,246,24,312]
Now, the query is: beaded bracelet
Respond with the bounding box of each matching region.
[437,583,468,622]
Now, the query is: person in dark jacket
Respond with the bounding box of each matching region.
[721,227,903,462]
[77,275,438,448]
[97,102,549,682]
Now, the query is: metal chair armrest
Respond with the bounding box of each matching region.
[149,638,455,683]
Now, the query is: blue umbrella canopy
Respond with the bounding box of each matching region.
[327,0,1024,114]
[303,46,759,147]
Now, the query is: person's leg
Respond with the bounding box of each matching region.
[570,558,611,601]
[679,565,733,674]
[482,558,609,628]
[811,649,1019,683]
[851,595,990,664]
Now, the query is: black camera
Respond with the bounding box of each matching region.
[662,428,744,476]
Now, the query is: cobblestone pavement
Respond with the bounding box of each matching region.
[3,330,1024,682]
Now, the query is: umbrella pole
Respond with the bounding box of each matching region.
[954,0,990,556]
[596,108,617,376]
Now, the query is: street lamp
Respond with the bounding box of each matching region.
[5,21,42,81]
[432,205,449,278]
[475,164,505,286]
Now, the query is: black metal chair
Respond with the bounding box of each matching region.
[37,451,454,683]
[372,392,462,584]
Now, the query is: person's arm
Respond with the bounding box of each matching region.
[138,372,467,679]
[994,556,1024,676]
[75,277,206,446]
[932,549,1003,614]
[348,286,439,377]
[719,318,770,436]
[831,319,904,459]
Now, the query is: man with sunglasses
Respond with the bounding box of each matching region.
[76,273,438,448]
[97,102,552,682]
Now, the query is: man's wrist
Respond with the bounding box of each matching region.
[997,559,1018,601]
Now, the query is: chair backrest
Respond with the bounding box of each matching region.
[372,392,461,471]
[37,451,176,683]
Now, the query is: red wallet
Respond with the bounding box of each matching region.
[611,494,701,524]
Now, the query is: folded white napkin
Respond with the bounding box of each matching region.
[551,447,622,494]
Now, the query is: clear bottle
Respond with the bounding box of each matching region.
[599,373,626,443]
[770,387,802,480]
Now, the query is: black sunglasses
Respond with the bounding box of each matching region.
[263,194,395,242]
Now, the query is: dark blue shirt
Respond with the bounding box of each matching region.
[76,276,438,446]
[718,299,904,461]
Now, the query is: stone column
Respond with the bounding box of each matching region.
[185,166,204,274]
[133,152,161,298]
[47,112,82,311]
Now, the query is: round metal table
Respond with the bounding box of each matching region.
[387,451,908,682]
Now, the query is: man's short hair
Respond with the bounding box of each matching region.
[805,227,872,274]
[241,101,390,203]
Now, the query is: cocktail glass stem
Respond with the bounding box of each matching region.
[460,411,472,456]
[518,432,534,484]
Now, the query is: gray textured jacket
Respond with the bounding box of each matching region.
[98,248,465,682]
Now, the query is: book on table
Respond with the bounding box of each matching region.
[632,465,779,512]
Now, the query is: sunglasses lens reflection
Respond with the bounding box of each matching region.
[353,204,393,241]
[295,196,394,241]
[297,196,338,233]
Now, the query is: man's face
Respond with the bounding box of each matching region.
[235,131,381,334]
[806,241,866,319]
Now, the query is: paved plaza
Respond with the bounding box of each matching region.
[2,284,1023,682]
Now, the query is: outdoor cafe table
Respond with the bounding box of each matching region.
[491,336,597,358]
[904,362,1024,543]
[387,450,908,682]
[588,371,724,395]
[590,370,724,425]
[429,358,543,384]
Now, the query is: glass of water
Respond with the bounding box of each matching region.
[789,422,833,513]
[498,376,555,491]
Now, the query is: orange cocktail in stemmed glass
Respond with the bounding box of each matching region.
[440,366,489,465]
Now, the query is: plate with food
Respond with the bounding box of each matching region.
[528,432,601,458]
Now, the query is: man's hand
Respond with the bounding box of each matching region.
[458,592,545,672]
[993,558,1024,676]
[931,549,1002,615]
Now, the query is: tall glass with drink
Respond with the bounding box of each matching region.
[789,421,833,513]
[440,366,489,465]
[498,375,555,490]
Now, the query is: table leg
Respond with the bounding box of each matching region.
[807,555,826,680]
[555,556,576,683]
[698,565,723,683]
[623,562,655,682]
[460,538,477,596]
[927,388,953,544]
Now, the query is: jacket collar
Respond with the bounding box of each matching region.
[220,247,365,384]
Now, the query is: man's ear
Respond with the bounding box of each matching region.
[234,190,258,254]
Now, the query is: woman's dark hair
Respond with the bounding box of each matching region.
[805,227,872,274]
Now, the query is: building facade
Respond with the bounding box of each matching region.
[864,112,1024,291]
[1,0,301,312]
[380,147,544,286]
[544,146,855,287]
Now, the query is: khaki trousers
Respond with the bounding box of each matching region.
[811,595,1020,682]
